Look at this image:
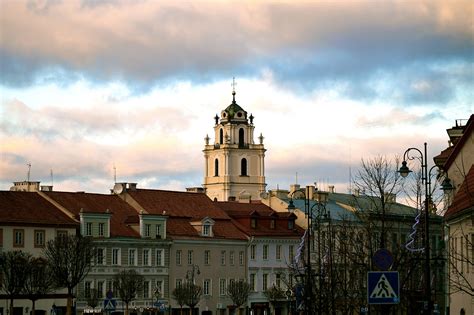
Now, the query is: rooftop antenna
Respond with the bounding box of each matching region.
[348,144,353,193]
[296,172,298,185]
[113,164,117,183]
[27,163,31,182]
[50,169,54,186]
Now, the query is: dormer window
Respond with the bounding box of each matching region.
[288,220,295,230]
[85,222,92,236]
[144,224,151,237]
[203,225,211,236]
[251,218,257,229]
[156,225,161,239]
[270,219,275,229]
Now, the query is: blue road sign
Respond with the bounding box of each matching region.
[103,298,116,311]
[367,271,400,304]
[372,249,394,270]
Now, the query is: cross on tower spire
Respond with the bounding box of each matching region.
[231,77,237,103]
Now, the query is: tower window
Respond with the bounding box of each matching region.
[219,129,224,144]
[241,158,248,176]
[214,159,219,176]
[239,128,245,147]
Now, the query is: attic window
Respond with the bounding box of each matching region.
[203,225,211,236]
[270,219,275,229]
[288,220,295,230]
[251,218,257,229]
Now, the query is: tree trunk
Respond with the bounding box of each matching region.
[9,298,14,315]
[32,299,36,315]
[67,288,72,315]
[125,303,129,315]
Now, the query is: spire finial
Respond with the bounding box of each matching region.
[231,77,237,103]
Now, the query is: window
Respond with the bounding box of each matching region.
[230,251,235,266]
[270,219,275,229]
[221,251,226,265]
[289,245,294,262]
[34,230,45,247]
[203,279,211,295]
[143,281,150,298]
[0,229,3,247]
[214,159,219,176]
[203,225,211,236]
[204,250,211,265]
[155,281,163,297]
[57,230,68,238]
[263,245,269,260]
[250,274,256,291]
[145,224,151,237]
[276,245,282,260]
[239,251,244,266]
[251,218,257,229]
[241,158,248,176]
[97,248,105,265]
[143,249,150,266]
[13,229,24,247]
[188,250,194,265]
[250,245,256,260]
[85,281,92,298]
[176,250,182,265]
[288,220,295,230]
[219,129,223,144]
[98,223,105,237]
[155,225,161,238]
[276,273,281,288]
[219,279,226,296]
[262,274,268,290]
[176,279,182,288]
[239,128,245,146]
[97,281,104,298]
[85,222,92,236]
[129,249,136,266]
[112,248,120,265]
[156,249,164,266]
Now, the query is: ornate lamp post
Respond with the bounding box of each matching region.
[399,142,454,314]
[287,187,329,315]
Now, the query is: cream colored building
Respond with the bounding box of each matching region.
[203,89,266,202]
[435,115,474,315]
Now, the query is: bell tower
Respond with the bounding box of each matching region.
[203,83,266,201]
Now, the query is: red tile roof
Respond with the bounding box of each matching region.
[43,191,139,237]
[215,201,304,238]
[125,189,247,240]
[127,189,230,219]
[0,191,78,227]
[445,165,474,219]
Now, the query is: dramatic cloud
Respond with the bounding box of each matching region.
[0,0,472,193]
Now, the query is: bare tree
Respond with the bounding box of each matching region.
[23,257,56,315]
[86,289,99,315]
[43,235,96,315]
[227,280,252,315]
[172,285,187,315]
[183,282,202,315]
[113,269,143,315]
[0,251,31,315]
[263,284,285,315]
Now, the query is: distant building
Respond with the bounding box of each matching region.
[203,88,266,202]
[434,115,473,315]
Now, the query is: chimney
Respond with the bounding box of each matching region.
[306,185,315,200]
[384,192,396,203]
[40,185,53,192]
[328,185,335,193]
[289,184,300,195]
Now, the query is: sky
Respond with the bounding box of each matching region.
[0,0,473,195]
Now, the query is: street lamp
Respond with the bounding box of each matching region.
[399,142,454,315]
[287,187,329,315]
[186,264,201,284]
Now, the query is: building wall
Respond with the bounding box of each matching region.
[168,240,247,313]
[446,131,474,197]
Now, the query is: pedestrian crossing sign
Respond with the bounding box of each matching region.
[367,271,400,304]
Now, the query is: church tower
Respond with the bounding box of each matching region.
[203,84,266,201]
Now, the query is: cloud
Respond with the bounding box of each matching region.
[1,0,472,101]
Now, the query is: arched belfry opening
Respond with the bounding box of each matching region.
[214,159,219,176]
[219,129,223,144]
[239,128,245,147]
[241,158,248,176]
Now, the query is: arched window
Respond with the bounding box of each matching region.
[239,128,245,147]
[219,129,224,144]
[214,159,219,176]
[241,158,247,176]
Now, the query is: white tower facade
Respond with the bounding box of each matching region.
[203,90,266,201]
